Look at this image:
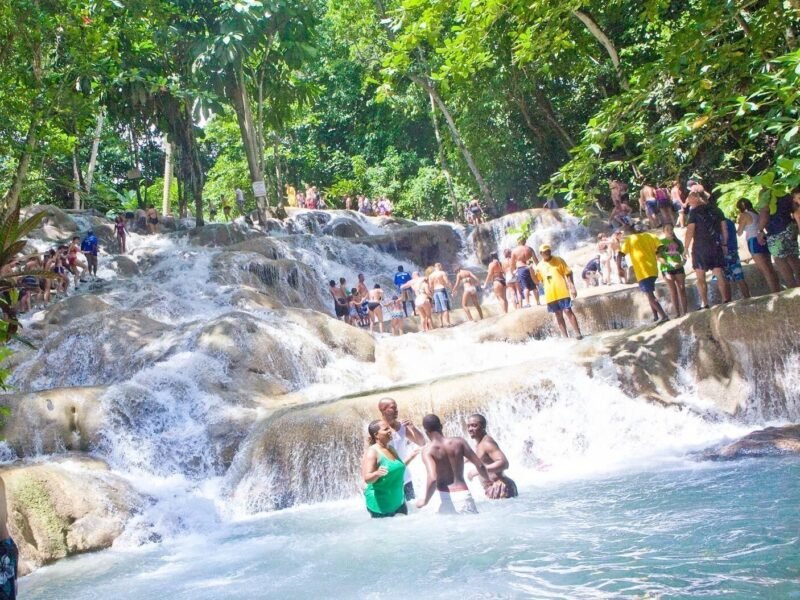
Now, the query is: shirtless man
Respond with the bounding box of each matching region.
[146,205,160,234]
[428,263,452,327]
[510,237,540,307]
[416,414,490,514]
[378,398,425,501]
[329,279,348,320]
[452,265,483,321]
[356,273,369,302]
[483,252,508,313]
[0,476,18,600]
[366,284,385,334]
[466,414,518,499]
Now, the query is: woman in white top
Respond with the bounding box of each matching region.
[736,198,779,293]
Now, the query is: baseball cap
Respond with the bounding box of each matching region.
[539,244,551,253]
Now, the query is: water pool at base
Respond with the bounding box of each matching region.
[21,457,800,599]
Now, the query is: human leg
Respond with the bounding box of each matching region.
[694,269,709,308]
[553,311,568,337]
[753,253,780,293]
[564,308,583,339]
[712,267,731,302]
[675,272,688,316]
[664,275,679,317]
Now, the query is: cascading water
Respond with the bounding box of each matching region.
[8,208,800,598]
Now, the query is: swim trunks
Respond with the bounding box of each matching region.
[645,199,658,216]
[637,275,657,293]
[0,538,18,600]
[334,303,348,318]
[723,253,745,282]
[433,289,450,313]
[517,266,536,293]
[747,237,769,256]
[766,224,799,259]
[403,481,415,501]
[433,490,478,514]
[547,298,572,313]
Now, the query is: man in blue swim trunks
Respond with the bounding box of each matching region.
[534,245,583,339]
[510,237,540,306]
[429,263,452,327]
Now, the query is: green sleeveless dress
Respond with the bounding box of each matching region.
[364,447,406,515]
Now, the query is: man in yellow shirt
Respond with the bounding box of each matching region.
[616,223,669,323]
[534,244,583,339]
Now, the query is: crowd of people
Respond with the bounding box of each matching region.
[361,398,517,518]
[4,231,100,315]
[589,179,800,316]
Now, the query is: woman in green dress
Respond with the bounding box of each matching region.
[361,420,418,518]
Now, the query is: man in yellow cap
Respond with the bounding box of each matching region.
[534,244,583,339]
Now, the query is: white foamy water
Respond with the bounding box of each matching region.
[9,209,799,597]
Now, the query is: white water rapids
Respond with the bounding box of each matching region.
[9,209,799,597]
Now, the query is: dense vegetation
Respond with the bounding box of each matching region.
[1,0,799,222]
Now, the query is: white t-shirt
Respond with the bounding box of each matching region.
[390,423,413,485]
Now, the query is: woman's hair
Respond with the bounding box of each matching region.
[736,198,754,213]
[367,420,382,444]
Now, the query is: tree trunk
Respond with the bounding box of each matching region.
[84,110,104,196]
[427,89,457,215]
[228,66,269,224]
[411,75,494,210]
[72,145,82,209]
[272,136,283,208]
[531,87,576,151]
[572,10,628,91]
[129,127,144,209]
[162,135,173,216]
[2,116,39,212]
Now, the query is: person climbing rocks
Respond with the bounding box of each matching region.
[366,284,385,334]
[683,191,730,308]
[535,244,583,339]
[452,265,483,321]
[483,253,508,314]
[510,237,540,306]
[394,265,415,317]
[146,205,160,234]
[81,230,99,280]
[617,223,669,323]
[114,214,127,254]
[429,263,452,327]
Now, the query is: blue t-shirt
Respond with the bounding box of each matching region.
[81,234,99,255]
[394,271,411,290]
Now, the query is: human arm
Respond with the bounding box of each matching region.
[361,448,387,484]
[757,206,769,244]
[736,212,748,236]
[720,218,728,248]
[684,223,695,255]
[452,272,462,294]
[566,273,577,298]
[461,440,491,486]
[479,438,509,476]
[401,419,426,447]
[403,447,421,466]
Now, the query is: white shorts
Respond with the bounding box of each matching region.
[432,489,478,514]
